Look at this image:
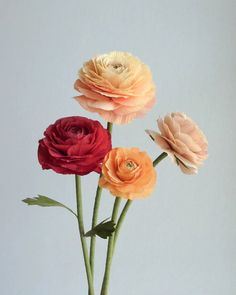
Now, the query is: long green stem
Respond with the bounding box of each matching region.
[89,122,113,285]
[89,177,103,277]
[75,175,94,295]
[100,197,121,295]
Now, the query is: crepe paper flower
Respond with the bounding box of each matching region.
[146,112,208,174]
[74,51,156,125]
[99,147,157,199]
[38,116,112,175]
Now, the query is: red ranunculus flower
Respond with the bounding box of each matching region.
[38,116,112,175]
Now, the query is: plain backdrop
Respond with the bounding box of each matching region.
[0,0,236,295]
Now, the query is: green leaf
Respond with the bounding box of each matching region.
[84,218,116,239]
[22,195,77,217]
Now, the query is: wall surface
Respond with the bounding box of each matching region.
[0,0,236,294]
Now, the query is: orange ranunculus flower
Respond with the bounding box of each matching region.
[146,112,208,174]
[74,51,156,125]
[99,147,157,200]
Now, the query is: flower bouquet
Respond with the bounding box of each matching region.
[23,51,208,295]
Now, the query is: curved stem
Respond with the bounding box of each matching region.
[62,205,78,218]
[153,152,168,167]
[89,177,103,277]
[100,197,121,295]
[75,175,94,295]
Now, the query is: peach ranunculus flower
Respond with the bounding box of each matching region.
[146,112,208,174]
[99,147,157,200]
[74,51,156,125]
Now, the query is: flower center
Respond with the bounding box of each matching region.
[112,63,122,69]
[108,62,126,74]
[69,126,88,138]
[71,127,83,134]
[125,160,136,170]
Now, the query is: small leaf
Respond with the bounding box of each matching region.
[22,195,77,217]
[84,218,116,239]
[23,195,63,207]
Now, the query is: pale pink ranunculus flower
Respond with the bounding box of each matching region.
[146,112,208,174]
[74,51,156,125]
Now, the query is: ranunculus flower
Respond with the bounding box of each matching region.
[38,116,112,175]
[74,51,156,125]
[99,147,157,199]
[146,112,208,174]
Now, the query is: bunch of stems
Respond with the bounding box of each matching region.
[75,122,167,295]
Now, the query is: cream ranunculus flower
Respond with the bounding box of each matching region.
[74,51,156,125]
[146,112,208,174]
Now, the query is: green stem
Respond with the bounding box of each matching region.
[75,175,94,295]
[100,197,121,295]
[113,200,132,248]
[89,122,113,285]
[89,177,103,277]
[153,152,168,167]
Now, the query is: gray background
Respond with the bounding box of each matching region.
[1,0,236,294]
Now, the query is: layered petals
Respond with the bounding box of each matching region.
[146,112,208,174]
[99,147,157,199]
[38,116,112,175]
[74,51,156,124]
